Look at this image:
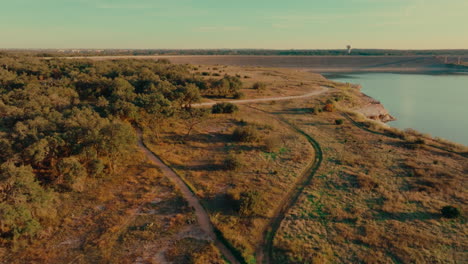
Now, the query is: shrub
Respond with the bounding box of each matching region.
[239,191,261,216]
[201,72,210,76]
[264,135,282,152]
[211,102,238,114]
[335,119,344,125]
[88,158,105,177]
[323,103,334,112]
[233,91,244,99]
[441,206,461,218]
[209,75,243,98]
[156,58,171,64]
[224,154,242,171]
[232,126,259,142]
[252,82,267,90]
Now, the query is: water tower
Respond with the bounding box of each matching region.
[346,45,352,55]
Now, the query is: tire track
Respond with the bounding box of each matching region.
[246,106,323,264]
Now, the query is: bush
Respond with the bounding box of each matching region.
[239,191,261,216]
[441,206,461,218]
[335,119,344,125]
[233,91,244,99]
[232,126,259,142]
[252,82,266,90]
[209,75,243,98]
[88,158,105,177]
[201,72,210,76]
[264,135,282,152]
[323,103,334,112]
[211,102,238,114]
[224,154,242,171]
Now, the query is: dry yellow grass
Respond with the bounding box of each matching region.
[252,92,467,263]
[141,65,466,263]
[142,105,314,262]
[191,65,329,102]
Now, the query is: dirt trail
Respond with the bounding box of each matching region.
[193,87,328,107]
[244,107,324,264]
[137,134,240,264]
[137,88,329,264]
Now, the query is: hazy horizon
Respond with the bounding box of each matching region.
[1,0,467,50]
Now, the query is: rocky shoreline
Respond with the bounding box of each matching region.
[356,93,396,123]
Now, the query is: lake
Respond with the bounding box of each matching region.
[327,73,468,145]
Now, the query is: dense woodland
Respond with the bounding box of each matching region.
[0,55,243,246]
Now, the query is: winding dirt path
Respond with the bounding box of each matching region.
[245,107,324,264]
[137,87,329,263]
[137,134,240,264]
[193,87,328,107]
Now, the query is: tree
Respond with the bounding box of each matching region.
[210,76,242,98]
[0,162,54,241]
[110,78,135,102]
[57,157,87,191]
[135,93,173,138]
[179,108,209,139]
[175,83,201,110]
[98,122,136,172]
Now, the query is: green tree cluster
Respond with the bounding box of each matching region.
[0,55,212,245]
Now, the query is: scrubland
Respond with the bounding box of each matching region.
[1,54,465,263]
[252,83,467,264]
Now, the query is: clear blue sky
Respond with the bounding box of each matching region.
[1,0,467,49]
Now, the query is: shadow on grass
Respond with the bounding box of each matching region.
[147,196,191,215]
[272,107,314,115]
[202,194,271,220]
[374,211,441,222]
[171,163,227,172]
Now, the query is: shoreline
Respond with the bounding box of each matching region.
[328,73,468,146]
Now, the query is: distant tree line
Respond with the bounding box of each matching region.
[4,49,468,57]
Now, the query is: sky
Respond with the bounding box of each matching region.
[1,0,467,49]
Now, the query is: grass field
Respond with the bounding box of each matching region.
[142,106,314,262]
[140,65,466,263]
[6,62,465,264]
[251,88,467,263]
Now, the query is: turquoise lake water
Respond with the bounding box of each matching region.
[329,73,468,145]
